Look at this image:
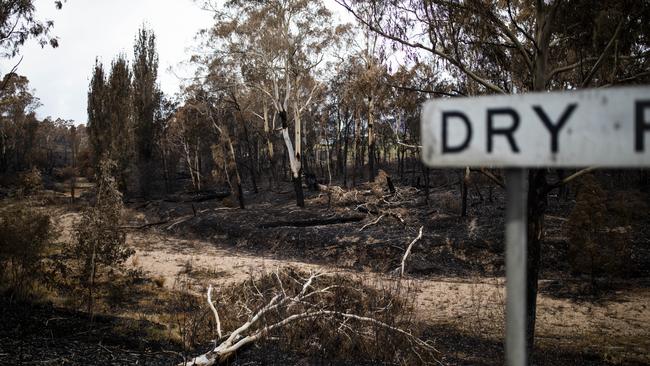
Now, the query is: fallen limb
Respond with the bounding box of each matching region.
[164,191,231,203]
[166,215,194,231]
[401,226,424,278]
[207,285,223,339]
[185,192,232,203]
[546,167,598,192]
[181,270,439,366]
[259,215,364,228]
[120,220,169,230]
[359,214,385,231]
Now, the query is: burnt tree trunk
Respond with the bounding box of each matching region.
[240,114,258,194]
[525,1,561,357]
[461,168,469,217]
[343,117,350,187]
[352,108,360,187]
[526,169,547,355]
[368,94,376,182]
[421,164,430,204]
[461,178,468,217]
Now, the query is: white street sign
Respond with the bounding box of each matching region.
[421,86,650,168]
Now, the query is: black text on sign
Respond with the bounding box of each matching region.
[421,87,650,168]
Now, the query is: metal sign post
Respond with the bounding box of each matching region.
[420,86,650,366]
[505,169,528,366]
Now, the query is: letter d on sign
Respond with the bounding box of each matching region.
[442,111,472,153]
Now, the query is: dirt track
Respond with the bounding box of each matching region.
[121,218,650,365]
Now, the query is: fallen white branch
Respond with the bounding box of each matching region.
[207,285,222,339]
[360,214,385,231]
[181,270,437,365]
[401,226,424,278]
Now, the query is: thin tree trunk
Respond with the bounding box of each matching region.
[161,146,171,193]
[368,94,376,182]
[461,171,468,217]
[421,164,429,204]
[352,108,360,187]
[263,104,278,190]
[525,1,559,356]
[240,114,258,194]
[343,117,350,187]
[335,107,344,176]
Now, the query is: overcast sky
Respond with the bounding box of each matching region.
[0,0,353,125]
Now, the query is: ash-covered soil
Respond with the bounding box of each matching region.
[0,297,182,365]
[130,181,650,280]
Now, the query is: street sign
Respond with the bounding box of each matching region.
[421,86,650,366]
[421,86,650,168]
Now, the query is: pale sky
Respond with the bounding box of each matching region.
[0,0,214,124]
[0,0,354,125]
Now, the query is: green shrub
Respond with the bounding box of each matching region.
[0,205,54,296]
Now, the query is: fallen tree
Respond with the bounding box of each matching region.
[181,269,440,365]
[258,215,365,228]
[164,191,231,203]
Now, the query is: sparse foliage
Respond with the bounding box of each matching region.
[73,158,132,311]
[0,0,65,59]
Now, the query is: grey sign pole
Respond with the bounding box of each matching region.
[505,169,528,366]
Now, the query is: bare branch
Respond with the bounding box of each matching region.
[547,57,597,80]
[0,55,23,91]
[486,6,534,72]
[401,226,424,278]
[507,0,537,50]
[183,270,438,366]
[547,167,597,192]
[359,214,385,231]
[207,285,223,339]
[581,19,624,88]
[334,0,507,95]
[470,168,506,189]
[385,82,465,97]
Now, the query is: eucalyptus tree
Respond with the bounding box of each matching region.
[0,72,40,172]
[170,99,209,193]
[187,79,249,208]
[0,0,64,58]
[0,0,65,91]
[336,0,650,355]
[331,54,367,186]
[202,59,260,195]
[200,0,338,207]
[325,50,369,186]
